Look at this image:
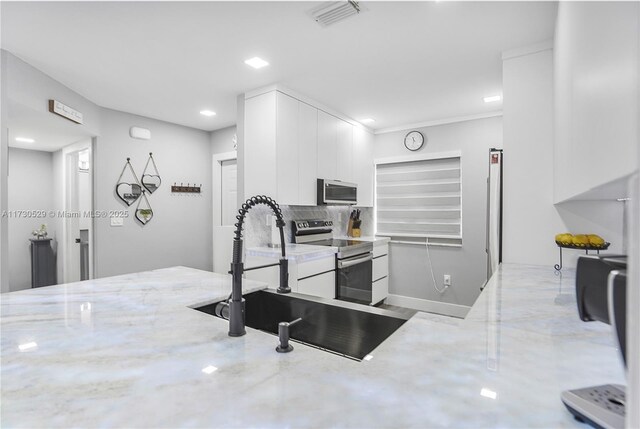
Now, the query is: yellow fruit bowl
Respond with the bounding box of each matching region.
[554,240,610,250]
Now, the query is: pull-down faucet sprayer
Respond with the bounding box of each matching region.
[228,195,290,337]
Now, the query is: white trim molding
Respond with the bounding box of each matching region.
[385,294,470,319]
[374,149,462,166]
[374,111,502,135]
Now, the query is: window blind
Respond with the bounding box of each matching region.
[375,155,462,246]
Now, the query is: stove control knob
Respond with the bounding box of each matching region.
[297,222,303,228]
[304,222,309,228]
[326,221,333,226]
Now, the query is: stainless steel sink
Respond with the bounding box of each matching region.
[194,289,411,361]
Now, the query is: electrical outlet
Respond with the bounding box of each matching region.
[443,274,451,286]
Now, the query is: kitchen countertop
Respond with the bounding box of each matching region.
[1,264,625,428]
[246,243,337,262]
[336,235,391,246]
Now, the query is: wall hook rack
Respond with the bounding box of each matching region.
[171,182,201,193]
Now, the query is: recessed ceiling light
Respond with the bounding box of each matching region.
[244,57,269,69]
[18,342,38,352]
[15,137,35,143]
[200,110,217,117]
[483,95,502,103]
[201,365,218,374]
[360,118,375,124]
[480,388,497,399]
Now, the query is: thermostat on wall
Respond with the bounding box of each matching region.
[130,126,151,140]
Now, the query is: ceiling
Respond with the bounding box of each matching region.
[1,1,557,132]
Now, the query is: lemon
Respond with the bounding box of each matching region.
[572,234,589,246]
[555,233,573,245]
[588,234,605,247]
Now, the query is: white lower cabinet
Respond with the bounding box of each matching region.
[372,243,389,305]
[245,253,336,299]
[372,277,389,306]
[298,271,335,299]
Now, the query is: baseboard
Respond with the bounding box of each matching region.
[385,294,470,318]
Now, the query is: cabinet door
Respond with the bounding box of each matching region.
[317,110,338,180]
[298,102,318,205]
[373,255,389,281]
[276,92,299,205]
[298,271,336,299]
[372,276,388,306]
[244,92,277,199]
[353,127,374,207]
[336,119,354,183]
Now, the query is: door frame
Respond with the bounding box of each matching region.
[62,139,94,283]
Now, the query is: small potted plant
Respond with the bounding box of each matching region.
[138,209,152,222]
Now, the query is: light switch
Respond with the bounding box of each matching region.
[110,217,124,227]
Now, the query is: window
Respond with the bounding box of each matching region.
[375,152,462,247]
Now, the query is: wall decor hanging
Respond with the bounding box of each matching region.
[171,183,201,193]
[141,152,161,193]
[115,158,142,206]
[134,190,154,225]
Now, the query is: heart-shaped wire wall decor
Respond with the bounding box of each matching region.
[141,152,161,194]
[116,158,143,206]
[134,190,154,225]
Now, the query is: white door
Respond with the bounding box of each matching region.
[221,159,237,226]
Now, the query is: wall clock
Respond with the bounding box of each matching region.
[404,131,425,151]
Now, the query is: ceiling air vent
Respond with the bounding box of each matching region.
[311,1,362,27]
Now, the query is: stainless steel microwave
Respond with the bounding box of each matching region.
[317,179,357,205]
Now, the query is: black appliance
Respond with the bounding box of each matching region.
[561,255,628,429]
[317,179,358,205]
[292,219,374,305]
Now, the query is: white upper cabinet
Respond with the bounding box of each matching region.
[244,90,320,206]
[243,87,373,206]
[244,91,277,199]
[336,119,354,183]
[298,102,318,206]
[317,110,338,180]
[353,126,374,207]
[275,92,300,205]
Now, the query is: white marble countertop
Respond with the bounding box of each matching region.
[246,243,337,262]
[1,264,625,428]
[335,235,391,246]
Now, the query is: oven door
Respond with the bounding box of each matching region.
[337,252,373,305]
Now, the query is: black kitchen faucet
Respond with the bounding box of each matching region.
[228,195,290,337]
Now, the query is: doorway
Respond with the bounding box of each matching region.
[63,141,93,283]
[5,133,94,291]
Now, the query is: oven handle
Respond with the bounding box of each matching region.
[338,254,373,269]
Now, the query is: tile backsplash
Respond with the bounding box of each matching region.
[242,205,374,247]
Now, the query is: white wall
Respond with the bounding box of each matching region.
[7,148,57,291]
[1,50,216,289]
[374,116,503,310]
[94,108,213,278]
[211,125,236,154]
[502,47,567,267]
[554,2,639,202]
